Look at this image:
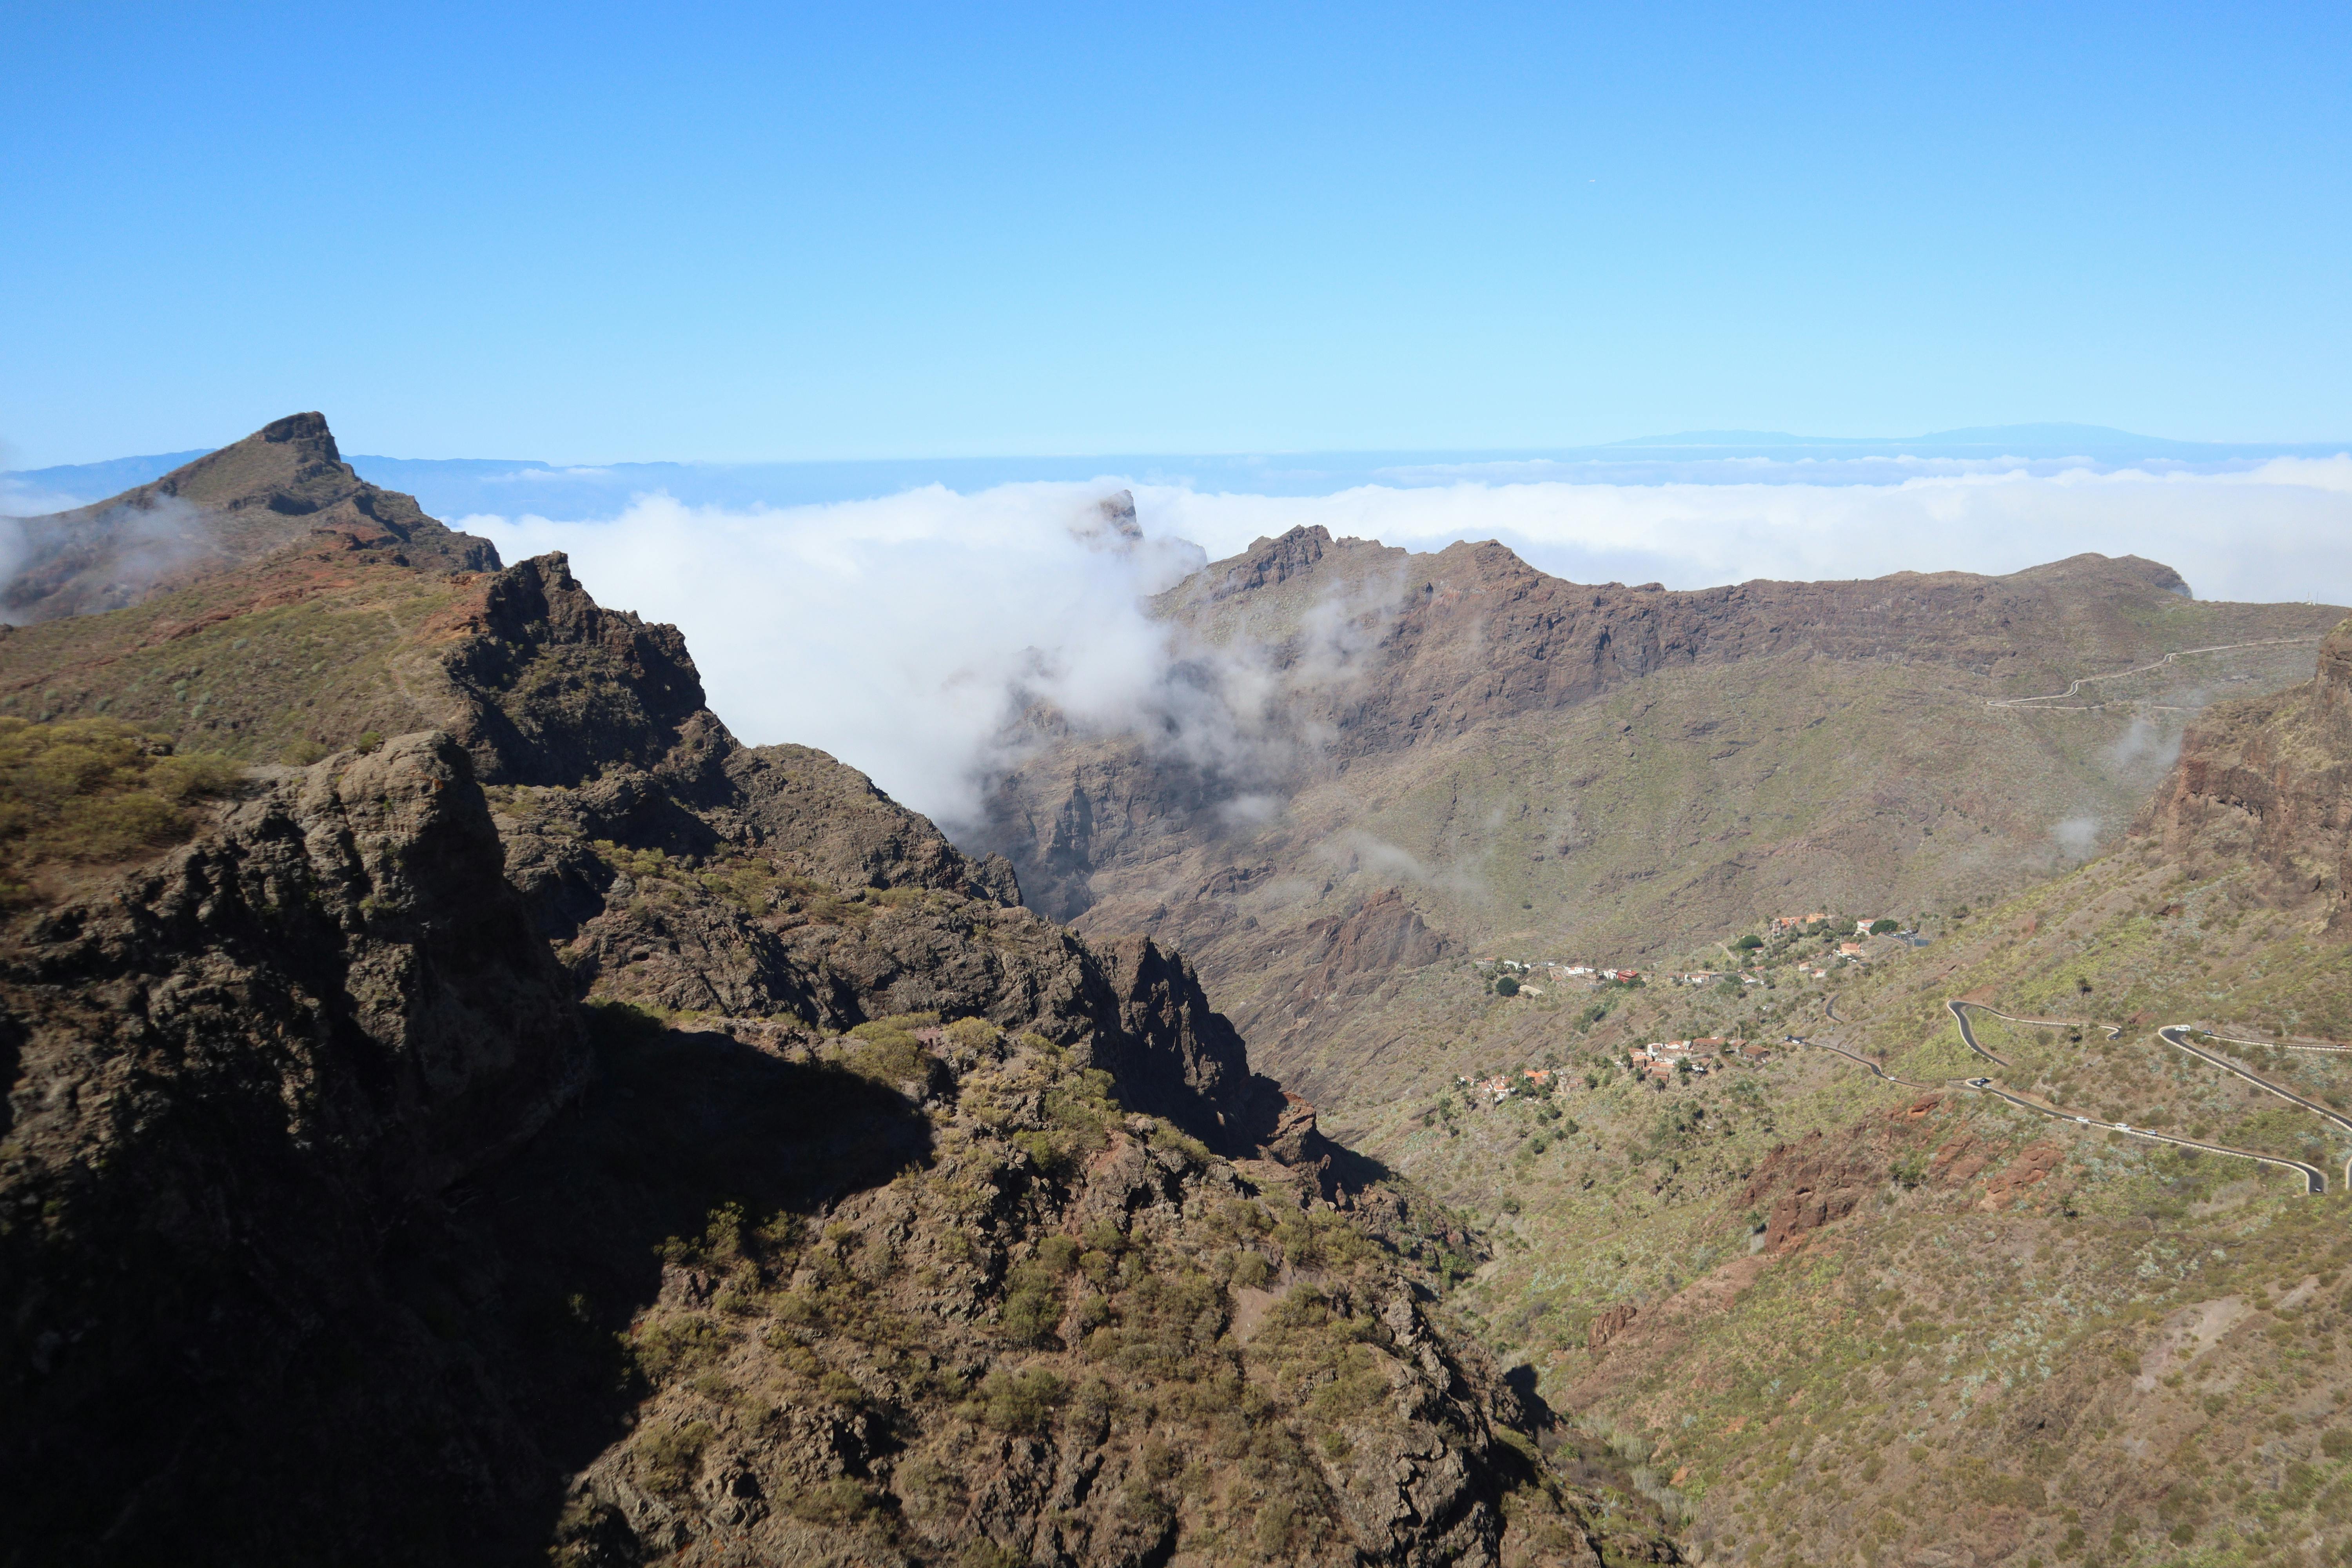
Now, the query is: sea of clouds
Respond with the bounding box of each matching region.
[455,456,2352,827]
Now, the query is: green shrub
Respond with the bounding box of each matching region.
[942,1016,1005,1059]
[1013,1129,1078,1181]
[1232,1251,1275,1289]
[787,1477,874,1523]
[2323,1429,2352,1459]
[1254,1497,1298,1555]
[638,1420,714,1493]
[998,1287,1060,1345]
[845,1020,927,1084]
[1494,975,1520,996]
[1145,1118,1213,1164]
[630,1312,727,1384]
[971,1366,1068,1435]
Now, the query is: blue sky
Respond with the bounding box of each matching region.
[4,1,2348,466]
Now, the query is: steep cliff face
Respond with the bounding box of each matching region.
[2138,613,2352,918]
[1,412,497,622]
[991,528,2319,911]
[1152,527,2221,761]
[441,552,737,790]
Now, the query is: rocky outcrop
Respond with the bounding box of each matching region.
[2138,613,2352,919]
[1086,933,1281,1152]
[724,741,1022,902]
[531,1027,1610,1568]
[1,732,584,1556]
[439,551,735,789]
[1289,887,1446,1004]
[1586,1303,1637,1350]
[1739,1131,1876,1251]
[1,413,498,622]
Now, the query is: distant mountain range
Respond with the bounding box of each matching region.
[9,424,2345,521]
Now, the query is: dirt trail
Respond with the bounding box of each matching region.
[1987,636,2321,712]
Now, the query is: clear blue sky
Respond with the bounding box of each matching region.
[4,1,2347,466]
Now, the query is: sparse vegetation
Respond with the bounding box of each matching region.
[0,717,237,904]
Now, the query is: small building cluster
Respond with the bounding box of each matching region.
[1626,1036,1764,1081]
[1460,1066,1561,1103]
[1477,958,1641,986]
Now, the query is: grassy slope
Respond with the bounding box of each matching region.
[0,554,477,763]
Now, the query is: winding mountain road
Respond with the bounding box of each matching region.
[1785,996,2333,1195]
[1946,1002,2327,1194]
[2158,1026,2352,1192]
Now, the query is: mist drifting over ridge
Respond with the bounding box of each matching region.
[435,450,2352,827]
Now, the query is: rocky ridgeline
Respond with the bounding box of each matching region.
[0,421,1679,1566]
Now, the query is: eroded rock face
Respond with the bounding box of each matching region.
[1285,887,1447,1008]
[441,552,736,790]
[0,732,584,1553]
[2139,613,2352,918]
[1739,1129,1880,1252]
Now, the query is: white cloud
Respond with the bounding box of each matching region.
[461,456,2352,827]
[1132,456,2352,606]
[464,484,1203,825]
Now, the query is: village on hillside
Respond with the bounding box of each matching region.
[1458,909,1935,1104]
[1475,908,1926,996]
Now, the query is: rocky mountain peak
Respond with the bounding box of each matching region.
[1212,523,1339,599]
[1,412,499,624]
